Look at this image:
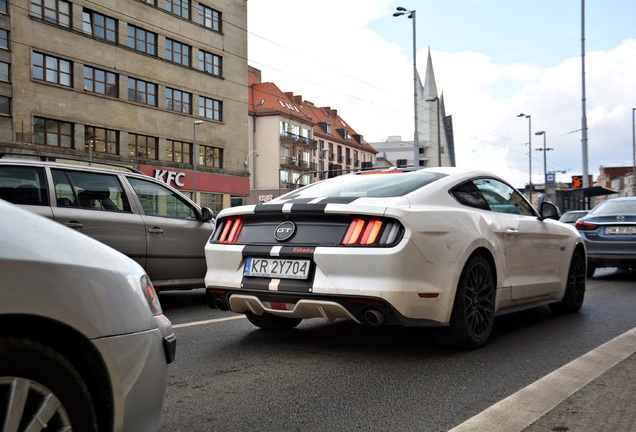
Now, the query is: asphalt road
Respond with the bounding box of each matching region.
[159,268,636,432]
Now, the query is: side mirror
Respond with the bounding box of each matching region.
[200,207,215,222]
[539,201,560,221]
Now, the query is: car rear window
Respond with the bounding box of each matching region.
[590,200,636,216]
[281,170,447,199]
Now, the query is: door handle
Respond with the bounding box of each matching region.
[505,228,519,236]
[148,227,164,235]
[65,221,84,229]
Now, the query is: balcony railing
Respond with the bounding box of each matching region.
[280,132,317,148]
[279,157,317,171]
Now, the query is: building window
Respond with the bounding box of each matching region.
[0,61,8,81]
[34,117,73,148]
[84,66,118,97]
[166,0,190,19]
[83,9,117,43]
[127,25,157,56]
[166,88,192,114]
[0,96,10,116]
[30,0,71,27]
[142,0,156,5]
[199,96,222,121]
[129,133,157,159]
[85,126,119,155]
[198,5,221,32]
[0,29,8,50]
[32,52,72,87]
[128,78,157,106]
[1,0,7,14]
[200,192,223,213]
[197,144,223,168]
[198,50,222,77]
[167,139,192,163]
[166,39,191,67]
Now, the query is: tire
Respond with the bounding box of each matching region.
[550,250,586,313]
[433,254,495,349]
[0,336,98,432]
[586,263,596,278]
[245,311,302,330]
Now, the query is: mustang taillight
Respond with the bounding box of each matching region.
[575,220,598,230]
[216,218,243,243]
[342,218,401,246]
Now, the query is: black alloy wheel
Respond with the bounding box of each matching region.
[433,254,495,350]
[550,249,586,313]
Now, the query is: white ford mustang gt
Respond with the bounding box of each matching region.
[204,167,586,349]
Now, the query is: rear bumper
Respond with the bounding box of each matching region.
[206,288,444,327]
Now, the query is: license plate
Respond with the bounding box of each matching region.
[243,257,311,280]
[605,226,636,235]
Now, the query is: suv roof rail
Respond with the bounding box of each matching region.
[0,152,145,174]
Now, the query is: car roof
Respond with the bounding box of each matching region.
[0,155,145,176]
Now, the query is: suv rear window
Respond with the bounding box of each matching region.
[0,166,50,206]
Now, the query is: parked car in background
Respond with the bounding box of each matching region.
[559,210,589,224]
[204,167,586,349]
[0,199,176,431]
[575,197,636,277]
[0,154,214,291]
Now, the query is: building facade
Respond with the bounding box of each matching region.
[245,67,377,205]
[0,0,249,211]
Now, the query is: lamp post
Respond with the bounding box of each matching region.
[517,113,532,203]
[192,120,204,203]
[534,131,554,201]
[425,96,441,166]
[393,6,419,168]
[632,108,635,196]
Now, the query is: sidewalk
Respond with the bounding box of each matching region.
[522,352,636,431]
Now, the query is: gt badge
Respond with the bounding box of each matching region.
[274,221,296,242]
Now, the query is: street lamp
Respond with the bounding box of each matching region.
[534,131,554,183]
[425,96,441,166]
[517,113,533,203]
[632,108,635,196]
[192,120,204,203]
[393,6,419,168]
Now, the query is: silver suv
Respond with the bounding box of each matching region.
[0,154,214,291]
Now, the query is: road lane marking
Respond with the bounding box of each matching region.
[450,326,636,432]
[172,315,245,329]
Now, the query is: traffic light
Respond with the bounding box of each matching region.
[572,175,582,188]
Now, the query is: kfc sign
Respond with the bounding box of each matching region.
[154,169,186,187]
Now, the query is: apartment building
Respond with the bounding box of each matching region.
[245,67,377,205]
[0,0,249,211]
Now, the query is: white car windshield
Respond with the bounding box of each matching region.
[281,171,447,199]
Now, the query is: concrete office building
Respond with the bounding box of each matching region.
[0,0,249,211]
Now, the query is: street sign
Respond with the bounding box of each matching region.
[546,173,555,183]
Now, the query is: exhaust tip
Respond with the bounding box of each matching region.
[213,297,229,311]
[364,309,386,326]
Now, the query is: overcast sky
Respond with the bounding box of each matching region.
[246,0,636,189]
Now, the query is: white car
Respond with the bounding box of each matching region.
[0,199,176,431]
[204,167,586,349]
